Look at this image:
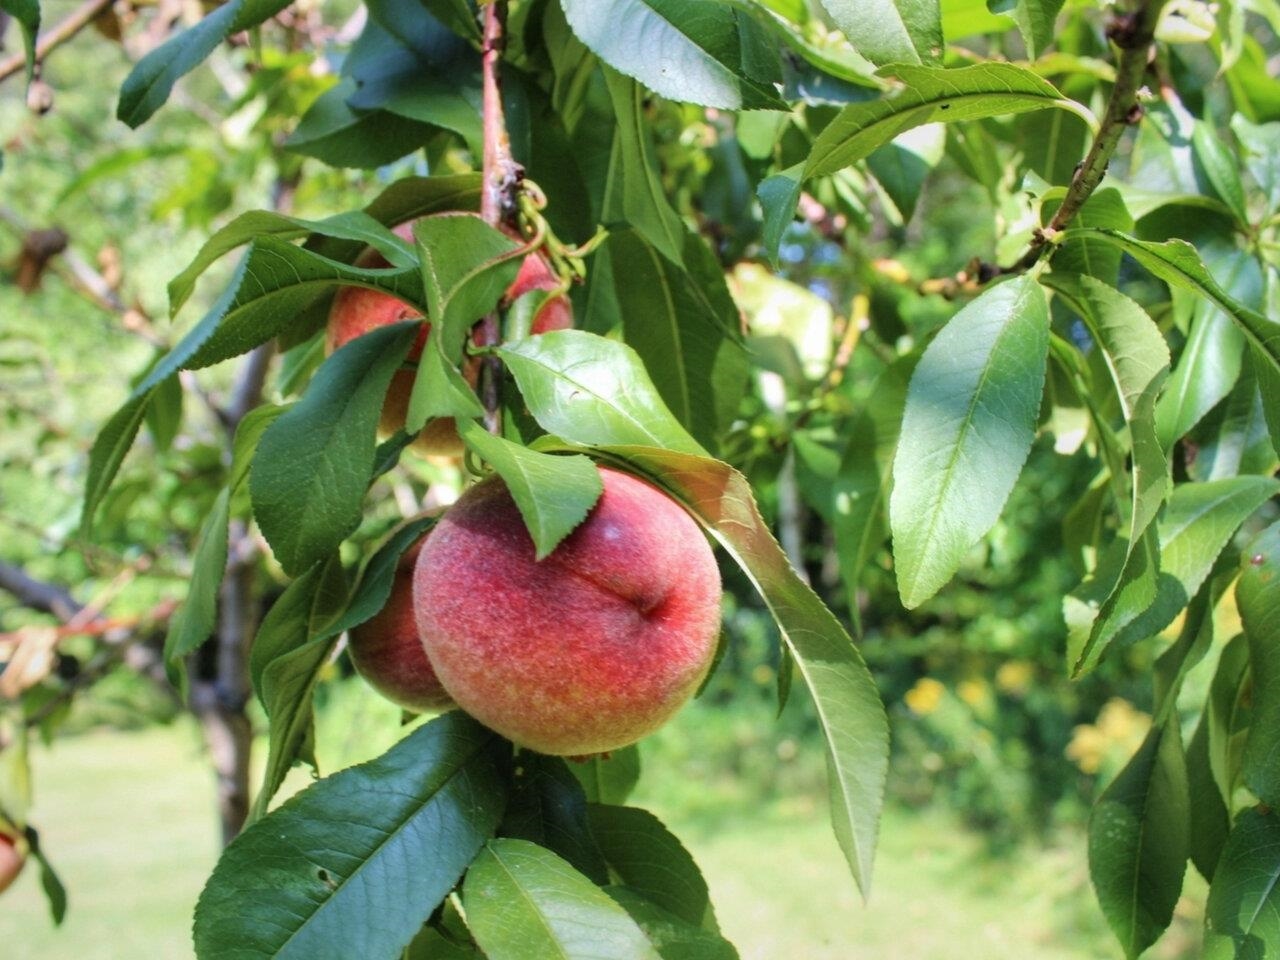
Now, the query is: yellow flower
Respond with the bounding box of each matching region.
[957,679,988,708]
[995,660,1034,697]
[905,677,945,716]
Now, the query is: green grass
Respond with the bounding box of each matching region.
[0,721,1204,959]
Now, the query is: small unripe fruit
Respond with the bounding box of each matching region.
[0,831,26,895]
[325,218,572,456]
[413,467,722,756]
[348,538,454,713]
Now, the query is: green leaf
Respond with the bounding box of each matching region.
[602,229,749,452]
[195,714,508,960]
[413,214,523,355]
[1204,807,1280,957]
[0,0,39,86]
[163,487,231,673]
[458,421,603,560]
[1240,522,1280,807]
[498,330,707,456]
[406,335,485,431]
[602,69,689,266]
[1206,634,1252,811]
[463,838,661,960]
[250,322,418,577]
[1186,714,1230,882]
[560,0,784,110]
[1062,229,1280,380]
[1065,529,1160,677]
[605,888,739,960]
[24,827,68,927]
[229,404,288,514]
[757,164,804,267]
[168,210,413,316]
[587,805,714,930]
[1192,120,1249,226]
[807,62,1092,179]
[1088,715,1190,959]
[818,0,942,65]
[1044,188,1133,284]
[284,79,438,169]
[503,754,609,885]
[79,388,156,537]
[569,746,641,805]
[890,275,1050,608]
[1045,275,1170,545]
[117,0,290,127]
[579,446,888,898]
[1071,476,1279,675]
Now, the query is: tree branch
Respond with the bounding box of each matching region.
[0,0,117,84]
[0,561,81,621]
[477,0,520,436]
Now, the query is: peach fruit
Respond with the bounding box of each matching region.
[412,466,722,756]
[325,219,572,455]
[0,831,26,895]
[348,537,454,713]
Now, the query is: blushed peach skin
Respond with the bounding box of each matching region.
[325,219,572,456]
[412,467,722,756]
[348,538,455,713]
[0,832,25,895]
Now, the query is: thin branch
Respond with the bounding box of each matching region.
[0,561,80,621]
[988,0,1172,279]
[0,0,117,84]
[477,0,520,436]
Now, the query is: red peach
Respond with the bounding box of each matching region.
[325,218,572,456]
[412,466,722,756]
[348,537,454,713]
[0,831,26,895]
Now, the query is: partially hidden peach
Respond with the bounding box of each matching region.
[0,831,26,895]
[325,218,572,456]
[348,537,454,713]
[412,466,722,756]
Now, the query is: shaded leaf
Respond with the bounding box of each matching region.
[818,0,941,66]
[195,714,508,960]
[503,754,609,885]
[1204,807,1280,958]
[569,747,641,806]
[605,888,739,960]
[1240,522,1280,807]
[163,487,231,674]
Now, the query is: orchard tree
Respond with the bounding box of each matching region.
[1,0,1278,958]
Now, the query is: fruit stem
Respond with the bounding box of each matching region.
[479,0,520,435]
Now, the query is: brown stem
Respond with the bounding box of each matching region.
[0,0,117,84]
[478,0,519,436]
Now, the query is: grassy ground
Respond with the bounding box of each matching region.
[0,721,1203,959]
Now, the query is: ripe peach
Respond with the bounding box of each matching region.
[412,466,722,756]
[0,831,26,895]
[325,219,572,456]
[348,537,454,713]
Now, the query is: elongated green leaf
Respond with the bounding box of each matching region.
[195,714,508,960]
[1071,476,1279,675]
[503,754,609,885]
[602,69,688,266]
[23,827,67,926]
[757,164,804,268]
[413,214,523,354]
[569,747,641,806]
[890,276,1050,608]
[250,323,418,576]
[1240,522,1280,807]
[587,805,713,929]
[1045,274,1170,544]
[1004,0,1066,57]
[561,0,783,109]
[1206,633,1252,810]
[1062,229,1280,379]
[605,888,739,960]
[1192,120,1249,226]
[807,63,1091,178]
[458,421,603,560]
[1089,715,1189,959]
[0,0,39,85]
[464,838,661,960]
[578,446,888,897]
[818,0,942,65]
[163,487,231,671]
[498,330,707,456]
[79,388,156,537]
[406,335,484,431]
[118,0,290,127]
[1204,807,1280,958]
[603,229,749,452]
[1066,529,1159,677]
[1186,714,1230,882]
[169,211,413,316]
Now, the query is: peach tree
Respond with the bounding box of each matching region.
[2,0,1278,956]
